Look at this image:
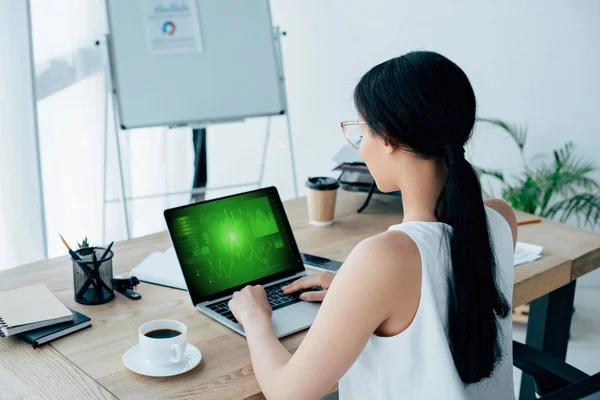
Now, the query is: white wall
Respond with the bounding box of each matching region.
[35,0,599,252]
[222,0,600,206]
[0,0,47,269]
[6,0,599,267]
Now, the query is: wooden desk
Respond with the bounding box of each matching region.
[1,190,599,400]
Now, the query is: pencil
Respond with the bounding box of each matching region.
[517,218,542,226]
[59,234,83,260]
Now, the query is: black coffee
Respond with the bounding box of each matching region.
[144,328,182,339]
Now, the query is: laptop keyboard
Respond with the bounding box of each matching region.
[206,278,302,324]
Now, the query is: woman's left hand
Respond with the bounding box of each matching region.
[228,285,273,326]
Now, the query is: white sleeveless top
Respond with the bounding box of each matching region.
[339,207,515,399]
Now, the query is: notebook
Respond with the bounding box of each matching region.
[19,308,91,348]
[130,247,187,290]
[0,284,74,337]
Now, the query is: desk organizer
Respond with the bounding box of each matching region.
[72,247,114,305]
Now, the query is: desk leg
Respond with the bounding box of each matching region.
[518,281,576,400]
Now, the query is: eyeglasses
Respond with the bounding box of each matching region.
[340,120,368,150]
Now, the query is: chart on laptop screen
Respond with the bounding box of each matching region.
[166,190,298,297]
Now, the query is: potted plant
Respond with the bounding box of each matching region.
[475,118,600,228]
[475,119,600,322]
[76,236,96,257]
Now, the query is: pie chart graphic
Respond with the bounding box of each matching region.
[162,21,176,36]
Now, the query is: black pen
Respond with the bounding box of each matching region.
[99,241,114,261]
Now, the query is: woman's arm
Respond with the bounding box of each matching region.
[484,198,518,248]
[230,232,421,400]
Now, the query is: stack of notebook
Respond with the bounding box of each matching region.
[0,284,91,348]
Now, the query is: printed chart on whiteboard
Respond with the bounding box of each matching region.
[141,0,204,55]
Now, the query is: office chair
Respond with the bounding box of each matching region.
[514,340,600,399]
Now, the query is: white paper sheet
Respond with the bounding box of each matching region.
[141,0,203,55]
[130,247,187,290]
[514,241,543,266]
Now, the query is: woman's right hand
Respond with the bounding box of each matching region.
[281,272,335,302]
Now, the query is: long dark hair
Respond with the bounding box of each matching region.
[354,51,510,384]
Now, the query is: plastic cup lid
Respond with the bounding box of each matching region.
[305,177,340,190]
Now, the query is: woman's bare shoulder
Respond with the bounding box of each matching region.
[343,230,421,281]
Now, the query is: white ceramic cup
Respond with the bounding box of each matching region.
[138,319,187,367]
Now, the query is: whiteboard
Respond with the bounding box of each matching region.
[105,0,285,129]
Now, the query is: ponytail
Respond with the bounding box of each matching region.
[435,144,510,383]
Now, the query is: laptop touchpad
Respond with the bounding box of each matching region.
[271,301,320,338]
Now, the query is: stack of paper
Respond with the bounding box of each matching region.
[130,247,187,290]
[514,242,543,266]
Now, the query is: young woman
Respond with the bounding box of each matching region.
[228,51,517,399]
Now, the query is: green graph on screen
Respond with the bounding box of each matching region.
[246,197,279,238]
[207,234,274,278]
[167,191,296,297]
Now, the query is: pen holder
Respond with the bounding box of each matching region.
[72,247,115,305]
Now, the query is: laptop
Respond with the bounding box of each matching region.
[164,186,320,338]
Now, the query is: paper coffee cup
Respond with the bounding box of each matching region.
[306,177,340,227]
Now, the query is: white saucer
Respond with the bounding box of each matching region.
[123,344,202,377]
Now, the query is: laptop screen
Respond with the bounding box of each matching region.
[164,187,304,303]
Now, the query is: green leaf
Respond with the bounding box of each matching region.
[537,143,599,215]
[477,118,528,154]
[77,236,95,256]
[77,236,90,249]
[545,194,600,227]
[554,146,598,196]
[502,174,541,214]
[473,166,506,182]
